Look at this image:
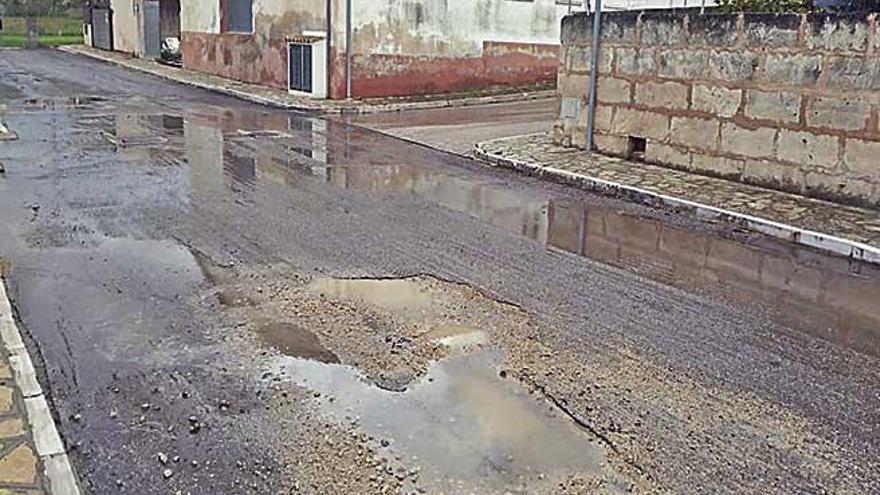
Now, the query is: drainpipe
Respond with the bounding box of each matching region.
[585,0,602,151]
[345,0,352,99]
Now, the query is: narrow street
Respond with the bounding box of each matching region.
[0,49,878,494]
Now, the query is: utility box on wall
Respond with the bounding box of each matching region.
[288,33,327,99]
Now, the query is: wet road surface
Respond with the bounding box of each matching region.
[0,49,879,494]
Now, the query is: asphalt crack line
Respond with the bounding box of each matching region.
[525,376,651,481]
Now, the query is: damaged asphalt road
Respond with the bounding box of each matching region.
[0,49,878,494]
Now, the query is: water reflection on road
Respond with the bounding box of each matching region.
[86,107,880,358]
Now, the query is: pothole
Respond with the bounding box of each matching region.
[307,277,434,315]
[421,323,488,350]
[204,269,640,493]
[255,322,339,364]
[271,350,611,494]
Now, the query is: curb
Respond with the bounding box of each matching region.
[56,46,555,115]
[474,142,880,265]
[0,278,82,495]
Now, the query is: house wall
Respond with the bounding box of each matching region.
[556,11,880,207]
[180,0,575,98]
[328,0,568,98]
[181,0,326,90]
[111,0,144,54]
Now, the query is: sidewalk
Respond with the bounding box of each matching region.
[475,133,880,264]
[0,275,80,495]
[56,45,554,115]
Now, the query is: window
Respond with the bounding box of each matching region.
[224,0,252,33]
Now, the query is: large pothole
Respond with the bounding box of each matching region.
[269,350,611,494]
[201,267,642,493]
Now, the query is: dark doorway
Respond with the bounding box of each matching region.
[91,5,113,50]
[159,0,180,40]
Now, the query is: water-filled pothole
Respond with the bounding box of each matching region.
[256,322,339,364]
[307,277,434,314]
[272,350,609,494]
[421,323,488,350]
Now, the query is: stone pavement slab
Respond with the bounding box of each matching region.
[57,45,555,115]
[476,132,880,263]
[0,278,79,495]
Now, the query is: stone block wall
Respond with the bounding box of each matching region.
[555,11,880,207]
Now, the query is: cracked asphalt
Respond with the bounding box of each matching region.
[0,49,878,494]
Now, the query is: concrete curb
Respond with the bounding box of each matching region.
[474,142,880,265]
[56,46,555,115]
[0,278,82,495]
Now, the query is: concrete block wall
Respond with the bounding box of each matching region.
[555,11,880,207]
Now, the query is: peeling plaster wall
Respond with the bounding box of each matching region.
[556,11,880,207]
[181,0,326,90]
[181,0,571,98]
[180,0,219,33]
[328,0,568,98]
[111,0,143,54]
[346,0,562,56]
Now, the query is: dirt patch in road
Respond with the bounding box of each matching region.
[195,261,652,494]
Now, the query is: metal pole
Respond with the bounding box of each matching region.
[326,0,332,98]
[568,0,573,15]
[585,0,602,151]
[345,0,352,99]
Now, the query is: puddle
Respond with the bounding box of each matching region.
[256,322,339,363]
[423,324,488,349]
[102,113,185,147]
[274,351,606,493]
[542,202,880,357]
[75,108,880,357]
[8,96,113,113]
[307,278,434,314]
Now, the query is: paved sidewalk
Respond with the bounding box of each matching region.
[476,132,880,263]
[0,276,79,495]
[57,45,554,115]
[340,98,556,156]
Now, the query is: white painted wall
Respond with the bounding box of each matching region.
[253,0,324,22]
[181,0,220,33]
[111,0,143,54]
[344,0,571,56]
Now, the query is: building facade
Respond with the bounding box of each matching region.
[179,0,577,99]
[85,0,180,55]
